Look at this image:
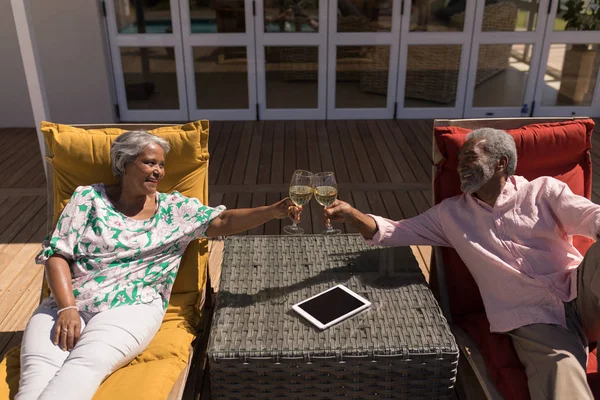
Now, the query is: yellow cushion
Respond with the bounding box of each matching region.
[93,307,196,400]
[0,121,211,400]
[0,347,19,400]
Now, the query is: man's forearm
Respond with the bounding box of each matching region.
[348,208,378,239]
[45,255,76,309]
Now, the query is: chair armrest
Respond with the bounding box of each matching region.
[452,324,504,400]
[166,344,194,400]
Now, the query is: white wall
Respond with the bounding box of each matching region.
[0,0,34,127]
[30,0,116,124]
[0,0,116,128]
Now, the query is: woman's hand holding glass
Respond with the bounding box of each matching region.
[283,170,314,234]
[271,197,302,220]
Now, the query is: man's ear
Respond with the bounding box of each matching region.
[497,155,508,172]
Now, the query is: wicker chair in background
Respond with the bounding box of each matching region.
[360,0,518,104]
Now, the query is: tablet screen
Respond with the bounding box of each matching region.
[296,286,368,326]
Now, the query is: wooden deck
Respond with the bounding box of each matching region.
[1,119,600,398]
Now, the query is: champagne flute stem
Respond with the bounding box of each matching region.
[324,207,332,229]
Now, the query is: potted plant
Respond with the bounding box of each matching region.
[559,0,600,31]
[556,0,600,105]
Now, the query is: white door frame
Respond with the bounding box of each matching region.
[104,0,189,122]
[180,0,257,121]
[395,0,475,119]
[328,0,402,120]
[531,0,600,117]
[463,0,550,118]
[254,0,328,120]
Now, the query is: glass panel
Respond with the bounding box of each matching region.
[473,44,531,108]
[482,0,539,32]
[405,45,461,108]
[264,0,319,32]
[265,46,319,109]
[120,47,179,110]
[115,0,173,34]
[337,0,393,32]
[542,44,600,106]
[193,47,248,109]
[554,0,600,31]
[410,0,466,32]
[336,46,389,108]
[190,0,245,33]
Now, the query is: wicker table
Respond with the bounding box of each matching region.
[207,235,458,399]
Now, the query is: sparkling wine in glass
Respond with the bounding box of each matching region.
[314,172,341,235]
[283,170,314,235]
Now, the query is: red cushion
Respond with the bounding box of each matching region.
[433,119,596,399]
[460,313,530,400]
[589,351,600,398]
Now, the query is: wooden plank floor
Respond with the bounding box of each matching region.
[206,120,434,237]
[1,119,600,398]
[0,126,46,363]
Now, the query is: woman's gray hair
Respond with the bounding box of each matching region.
[110,130,170,180]
[467,128,518,175]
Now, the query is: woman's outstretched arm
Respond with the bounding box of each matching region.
[205,198,298,237]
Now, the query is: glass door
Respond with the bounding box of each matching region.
[463,0,550,118]
[105,0,189,121]
[532,0,600,117]
[395,0,475,119]
[327,0,402,119]
[254,0,328,120]
[180,0,257,120]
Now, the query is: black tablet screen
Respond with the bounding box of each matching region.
[297,287,367,325]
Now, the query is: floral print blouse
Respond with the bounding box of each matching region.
[36,184,225,312]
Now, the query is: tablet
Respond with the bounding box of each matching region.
[292,285,371,330]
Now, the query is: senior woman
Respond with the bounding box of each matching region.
[16,131,297,400]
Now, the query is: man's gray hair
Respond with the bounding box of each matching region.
[110,130,170,180]
[467,128,518,175]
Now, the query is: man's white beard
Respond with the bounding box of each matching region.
[460,162,495,194]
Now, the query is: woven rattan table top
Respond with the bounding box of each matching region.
[208,235,457,361]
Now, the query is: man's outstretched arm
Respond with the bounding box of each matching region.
[325,200,379,239]
[325,199,450,247]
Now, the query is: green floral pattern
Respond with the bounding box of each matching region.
[36,184,224,312]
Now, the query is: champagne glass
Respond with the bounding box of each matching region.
[314,172,341,235]
[283,170,314,235]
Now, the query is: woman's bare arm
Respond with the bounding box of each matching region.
[46,255,81,351]
[206,198,296,237]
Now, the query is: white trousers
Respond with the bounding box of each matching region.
[16,298,165,400]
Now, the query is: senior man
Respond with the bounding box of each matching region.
[327,127,600,399]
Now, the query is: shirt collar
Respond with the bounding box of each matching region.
[466,175,528,209]
[495,175,528,207]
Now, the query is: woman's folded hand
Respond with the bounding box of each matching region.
[54,308,81,351]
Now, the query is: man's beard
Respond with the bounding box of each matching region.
[460,162,495,194]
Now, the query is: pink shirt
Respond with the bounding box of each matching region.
[368,175,600,333]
